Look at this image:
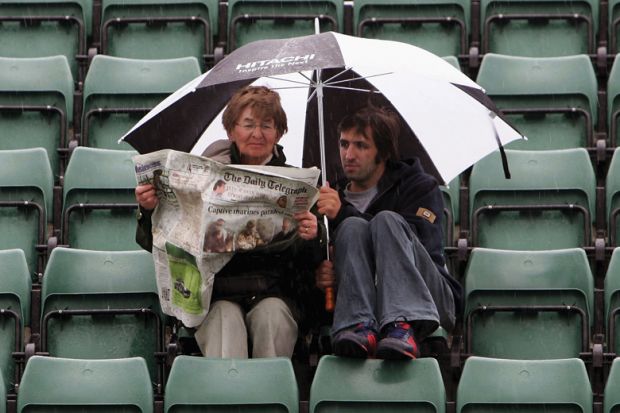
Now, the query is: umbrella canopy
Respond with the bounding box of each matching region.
[121,32,523,184]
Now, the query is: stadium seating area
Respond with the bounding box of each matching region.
[4,0,620,412]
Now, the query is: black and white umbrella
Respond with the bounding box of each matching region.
[120,32,523,185]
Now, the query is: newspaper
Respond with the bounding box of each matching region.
[133,149,320,327]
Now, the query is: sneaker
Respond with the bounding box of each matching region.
[332,322,378,358]
[376,321,419,360]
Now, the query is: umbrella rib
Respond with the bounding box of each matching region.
[323,67,354,84]
[263,75,314,87]
[323,85,383,93]
[325,72,394,86]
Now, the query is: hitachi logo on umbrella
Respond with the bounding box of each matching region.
[236,54,316,72]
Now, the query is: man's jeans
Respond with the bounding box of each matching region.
[332,211,455,340]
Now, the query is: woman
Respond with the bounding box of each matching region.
[135,86,325,358]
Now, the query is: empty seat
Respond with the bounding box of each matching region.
[457,357,592,412]
[17,356,153,412]
[607,149,620,246]
[610,0,620,55]
[441,175,459,247]
[605,249,620,357]
[0,0,91,83]
[309,355,445,412]
[464,248,593,359]
[0,148,53,276]
[0,249,30,393]
[353,0,470,57]
[608,56,620,148]
[469,148,595,250]
[99,0,218,70]
[81,55,201,150]
[40,248,165,387]
[165,356,298,412]
[605,357,620,413]
[227,0,343,51]
[0,56,74,178]
[480,0,598,57]
[62,147,139,250]
[477,54,598,150]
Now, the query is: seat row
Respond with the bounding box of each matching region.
[7,144,620,278]
[5,52,620,182]
[5,245,620,398]
[2,0,620,80]
[3,354,620,412]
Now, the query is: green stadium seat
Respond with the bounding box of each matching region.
[607,149,620,246]
[81,55,201,150]
[0,249,30,393]
[480,0,598,57]
[309,355,445,413]
[0,148,53,276]
[609,1,620,55]
[605,357,620,413]
[608,55,620,147]
[17,356,153,412]
[40,248,165,387]
[227,0,343,51]
[464,248,593,359]
[0,0,91,83]
[604,249,620,357]
[165,356,298,412]
[440,175,459,247]
[476,54,598,150]
[457,357,592,412]
[0,56,74,178]
[353,0,470,58]
[469,148,596,250]
[0,371,4,413]
[99,0,218,70]
[62,147,140,250]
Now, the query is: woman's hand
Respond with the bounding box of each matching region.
[135,184,159,210]
[294,210,318,240]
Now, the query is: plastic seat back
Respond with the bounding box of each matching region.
[480,0,598,57]
[469,148,595,250]
[477,54,597,150]
[0,148,53,276]
[82,55,201,150]
[165,356,298,412]
[17,356,153,412]
[99,0,218,70]
[607,149,620,245]
[0,56,74,178]
[440,175,459,247]
[0,249,30,393]
[604,249,620,356]
[457,357,592,413]
[227,0,343,51]
[353,0,470,57]
[464,248,593,359]
[309,355,445,413]
[605,357,620,413]
[41,248,164,387]
[609,60,620,148]
[62,147,139,250]
[0,0,91,82]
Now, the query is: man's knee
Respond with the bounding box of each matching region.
[335,216,370,244]
[370,211,412,238]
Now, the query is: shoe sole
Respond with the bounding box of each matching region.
[376,338,418,360]
[333,338,371,358]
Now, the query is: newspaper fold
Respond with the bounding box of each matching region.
[134,149,320,327]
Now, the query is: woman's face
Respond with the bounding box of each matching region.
[228,107,280,165]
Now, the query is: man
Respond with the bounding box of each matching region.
[316,105,462,360]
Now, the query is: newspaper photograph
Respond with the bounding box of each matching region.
[133,149,320,327]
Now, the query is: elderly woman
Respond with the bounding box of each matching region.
[135,86,325,358]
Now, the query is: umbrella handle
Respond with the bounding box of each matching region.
[325,287,335,312]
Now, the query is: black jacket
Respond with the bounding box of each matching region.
[136,143,327,315]
[330,158,463,313]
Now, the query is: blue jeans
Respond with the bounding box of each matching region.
[332,211,455,340]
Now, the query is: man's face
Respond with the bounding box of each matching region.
[228,107,279,165]
[339,127,385,190]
